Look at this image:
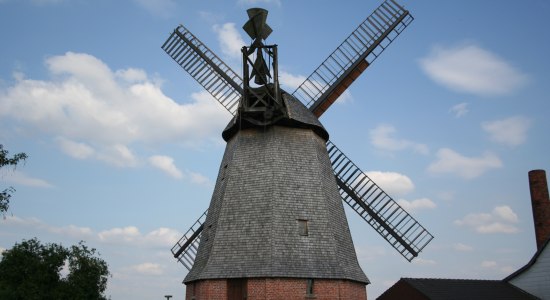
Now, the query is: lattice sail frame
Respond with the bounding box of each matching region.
[164,0,433,270]
[293,0,413,117]
[327,142,433,261]
[171,210,207,270]
[162,25,243,115]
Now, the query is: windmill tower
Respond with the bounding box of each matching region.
[162,1,433,299]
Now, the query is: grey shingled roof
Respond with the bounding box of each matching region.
[222,91,329,142]
[378,278,539,300]
[185,92,368,284]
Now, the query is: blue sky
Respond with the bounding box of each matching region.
[1,0,549,299]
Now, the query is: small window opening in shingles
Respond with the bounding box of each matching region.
[298,219,309,236]
[221,164,228,180]
[306,278,314,295]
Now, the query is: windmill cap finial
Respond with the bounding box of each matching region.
[243,8,272,40]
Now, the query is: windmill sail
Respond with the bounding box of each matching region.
[162,25,243,116]
[292,0,414,117]
[171,210,208,270]
[327,141,433,261]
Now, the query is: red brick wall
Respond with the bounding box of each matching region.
[185,278,367,300]
[186,279,226,300]
[528,170,550,250]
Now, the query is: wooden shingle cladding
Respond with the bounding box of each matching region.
[377,278,539,300]
[184,92,368,284]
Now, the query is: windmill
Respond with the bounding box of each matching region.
[162,1,433,299]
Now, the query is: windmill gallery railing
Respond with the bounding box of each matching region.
[292,0,414,117]
[327,141,433,261]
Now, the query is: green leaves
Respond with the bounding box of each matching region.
[0,144,28,215]
[0,238,110,300]
[0,145,28,167]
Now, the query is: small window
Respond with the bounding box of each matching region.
[298,219,309,236]
[221,164,228,180]
[306,278,314,295]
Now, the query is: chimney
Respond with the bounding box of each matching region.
[528,169,550,251]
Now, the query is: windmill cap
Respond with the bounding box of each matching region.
[222,90,329,142]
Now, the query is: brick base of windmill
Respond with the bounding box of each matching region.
[186,278,367,300]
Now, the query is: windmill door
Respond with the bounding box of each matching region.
[227,278,247,300]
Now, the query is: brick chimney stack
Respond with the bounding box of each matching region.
[528,169,550,250]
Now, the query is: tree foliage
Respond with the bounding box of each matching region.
[0,238,110,300]
[1,144,28,214]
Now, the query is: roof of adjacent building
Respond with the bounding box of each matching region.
[185,92,368,284]
[377,278,539,300]
[504,238,550,282]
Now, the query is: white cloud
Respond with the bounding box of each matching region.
[437,191,455,202]
[356,245,387,262]
[478,223,519,234]
[482,116,531,147]
[213,23,246,59]
[397,198,436,213]
[428,148,502,179]
[0,247,5,256]
[455,205,519,234]
[419,43,528,96]
[143,227,182,247]
[131,0,176,17]
[413,257,437,266]
[3,216,94,238]
[481,260,497,268]
[0,52,231,166]
[188,171,211,185]
[2,215,40,226]
[493,205,519,223]
[56,137,95,159]
[147,155,211,184]
[131,263,164,275]
[369,125,429,155]
[4,216,181,248]
[115,68,148,83]
[148,155,183,179]
[57,137,137,167]
[2,170,53,188]
[96,144,138,168]
[480,260,515,274]
[97,226,181,247]
[364,171,414,197]
[279,71,306,91]
[49,224,94,237]
[453,243,474,252]
[98,226,141,243]
[450,102,468,118]
[334,90,353,104]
